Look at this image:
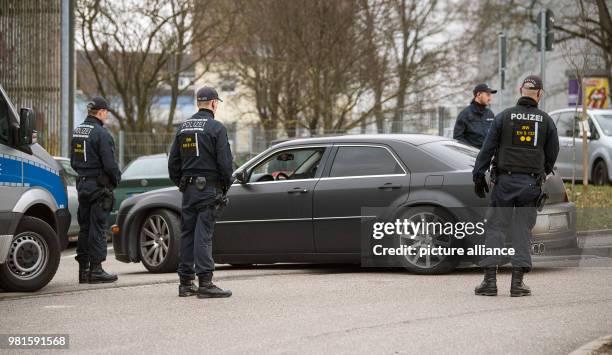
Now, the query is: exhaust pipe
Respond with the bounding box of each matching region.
[531,243,545,255]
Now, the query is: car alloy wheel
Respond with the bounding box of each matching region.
[139,214,170,267]
[398,211,453,270]
[7,232,49,281]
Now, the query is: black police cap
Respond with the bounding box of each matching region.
[473,84,497,95]
[521,75,543,90]
[196,86,223,102]
[87,96,110,110]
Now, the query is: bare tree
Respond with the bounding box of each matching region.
[554,0,612,105]
[76,0,233,133]
[380,0,466,133]
[467,0,611,103]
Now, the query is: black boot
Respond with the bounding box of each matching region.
[89,263,118,284]
[78,261,90,284]
[178,276,199,297]
[197,278,232,299]
[475,267,498,296]
[510,267,531,297]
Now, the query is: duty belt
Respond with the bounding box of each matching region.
[184,176,224,189]
[498,170,538,177]
[77,176,97,183]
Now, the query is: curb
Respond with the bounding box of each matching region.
[577,229,612,249]
[577,229,612,237]
[569,334,612,355]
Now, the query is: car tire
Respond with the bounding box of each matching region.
[0,216,60,292]
[393,206,462,275]
[592,160,609,186]
[138,209,180,273]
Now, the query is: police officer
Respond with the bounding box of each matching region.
[70,96,121,284]
[472,75,559,297]
[454,84,497,148]
[168,86,233,298]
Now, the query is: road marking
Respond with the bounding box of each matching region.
[62,246,114,259]
[44,305,74,309]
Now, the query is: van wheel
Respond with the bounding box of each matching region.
[592,160,609,185]
[138,209,180,273]
[0,216,60,292]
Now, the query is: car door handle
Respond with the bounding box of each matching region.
[287,187,308,194]
[378,183,401,190]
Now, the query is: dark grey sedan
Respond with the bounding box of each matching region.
[112,134,577,274]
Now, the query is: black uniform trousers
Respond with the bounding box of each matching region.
[479,173,541,271]
[177,183,218,281]
[75,179,109,263]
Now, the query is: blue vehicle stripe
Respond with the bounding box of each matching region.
[0,154,68,209]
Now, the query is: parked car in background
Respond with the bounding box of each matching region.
[54,156,79,242]
[112,134,577,274]
[549,108,612,185]
[108,153,173,226]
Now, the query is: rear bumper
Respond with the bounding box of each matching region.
[532,202,577,248]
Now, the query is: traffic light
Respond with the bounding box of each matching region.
[537,9,554,51]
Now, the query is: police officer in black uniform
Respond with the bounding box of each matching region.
[454,84,497,148]
[168,86,233,298]
[71,97,121,284]
[472,75,559,297]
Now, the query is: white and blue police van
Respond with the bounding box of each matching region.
[0,83,70,292]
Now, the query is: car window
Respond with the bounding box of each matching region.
[249,147,325,182]
[329,146,403,178]
[420,141,478,169]
[0,92,10,144]
[556,112,579,137]
[595,114,612,136]
[122,156,169,179]
[549,112,560,124]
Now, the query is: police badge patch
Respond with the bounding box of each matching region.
[180,133,199,157]
[512,121,538,147]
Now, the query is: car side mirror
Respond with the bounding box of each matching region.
[234,170,248,184]
[18,108,35,146]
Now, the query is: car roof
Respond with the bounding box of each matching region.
[272,134,451,149]
[133,153,167,160]
[549,108,612,115]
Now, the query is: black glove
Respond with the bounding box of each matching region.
[473,175,489,198]
[213,193,229,219]
[178,176,188,193]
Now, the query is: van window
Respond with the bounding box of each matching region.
[0,93,10,144]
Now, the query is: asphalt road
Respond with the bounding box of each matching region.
[1,245,612,354]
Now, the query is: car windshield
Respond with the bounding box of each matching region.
[122,156,169,180]
[594,114,612,136]
[420,141,478,169]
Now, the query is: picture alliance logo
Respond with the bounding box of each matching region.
[372,219,486,240]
